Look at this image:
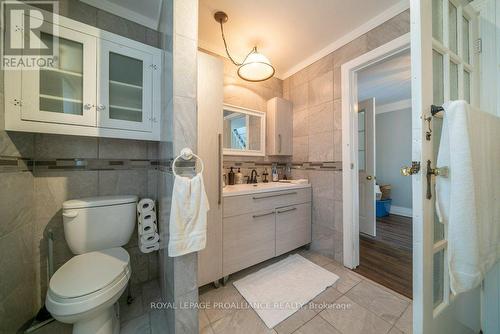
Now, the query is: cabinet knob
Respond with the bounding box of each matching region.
[97,104,106,111]
[83,103,93,110]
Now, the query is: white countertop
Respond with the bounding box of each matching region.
[223,182,311,197]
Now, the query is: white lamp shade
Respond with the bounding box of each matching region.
[237,50,275,82]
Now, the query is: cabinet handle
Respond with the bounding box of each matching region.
[83,103,93,110]
[252,211,275,219]
[278,134,282,153]
[218,133,222,205]
[277,207,297,214]
[252,191,297,200]
[97,104,106,111]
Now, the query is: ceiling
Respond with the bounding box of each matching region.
[199,0,407,78]
[357,49,411,111]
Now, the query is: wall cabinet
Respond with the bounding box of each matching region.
[4,11,162,141]
[266,97,293,156]
[222,187,312,277]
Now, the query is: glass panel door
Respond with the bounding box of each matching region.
[21,18,97,126]
[98,41,153,132]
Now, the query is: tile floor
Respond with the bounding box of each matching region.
[199,249,412,334]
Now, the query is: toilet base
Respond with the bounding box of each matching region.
[72,303,119,334]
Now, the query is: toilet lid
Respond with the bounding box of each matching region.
[50,247,130,299]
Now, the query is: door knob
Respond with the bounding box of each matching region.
[83,103,93,110]
[366,175,374,180]
[97,104,106,111]
[401,161,421,176]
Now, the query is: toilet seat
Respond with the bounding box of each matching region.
[46,247,131,318]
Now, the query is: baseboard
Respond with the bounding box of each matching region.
[389,205,412,217]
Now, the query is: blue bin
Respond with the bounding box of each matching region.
[376,199,392,217]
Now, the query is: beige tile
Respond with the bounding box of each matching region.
[0,172,33,238]
[35,320,72,334]
[346,281,409,324]
[366,11,410,51]
[332,36,368,67]
[308,102,334,136]
[290,68,308,88]
[333,99,342,130]
[274,306,316,334]
[307,54,334,81]
[389,326,405,334]
[333,172,343,201]
[323,263,362,294]
[199,309,211,329]
[395,304,412,333]
[210,308,275,334]
[199,284,245,323]
[201,324,215,334]
[298,250,334,267]
[296,315,341,334]
[290,83,308,111]
[173,34,197,99]
[120,293,145,323]
[293,108,308,137]
[149,309,169,334]
[319,295,392,334]
[0,131,34,158]
[333,67,342,101]
[292,136,308,162]
[173,0,198,40]
[173,96,197,154]
[312,195,335,230]
[308,71,333,107]
[98,138,149,159]
[310,287,343,313]
[310,224,335,257]
[121,313,151,334]
[98,170,148,198]
[34,133,97,159]
[333,130,342,161]
[308,131,334,162]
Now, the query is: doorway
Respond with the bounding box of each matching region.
[341,34,413,298]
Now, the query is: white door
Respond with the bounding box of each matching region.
[358,98,376,236]
[411,1,480,333]
[21,17,97,126]
[97,40,153,132]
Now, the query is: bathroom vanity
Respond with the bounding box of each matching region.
[222,183,312,277]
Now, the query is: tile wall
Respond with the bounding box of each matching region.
[284,10,411,262]
[0,1,164,332]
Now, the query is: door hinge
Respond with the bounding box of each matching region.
[474,38,482,54]
[150,64,158,70]
[13,99,22,106]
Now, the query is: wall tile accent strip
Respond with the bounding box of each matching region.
[223,160,342,171]
[0,157,32,172]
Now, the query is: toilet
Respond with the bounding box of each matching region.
[46,195,138,334]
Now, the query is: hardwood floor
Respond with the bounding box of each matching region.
[353,214,413,299]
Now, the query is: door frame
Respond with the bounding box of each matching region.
[341,33,411,269]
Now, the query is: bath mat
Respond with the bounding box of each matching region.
[233,254,339,328]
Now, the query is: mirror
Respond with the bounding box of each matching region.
[223,104,265,156]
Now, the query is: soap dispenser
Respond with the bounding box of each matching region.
[235,168,243,184]
[228,167,235,185]
[271,164,279,182]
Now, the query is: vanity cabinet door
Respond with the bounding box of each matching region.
[97,40,157,132]
[223,210,276,276]
[276,203,311,256]
[20,22,97,126]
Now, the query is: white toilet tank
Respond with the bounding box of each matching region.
[62,195,138,254]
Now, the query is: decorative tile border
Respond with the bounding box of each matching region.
[0,157,32,173]
[223,160,342,171]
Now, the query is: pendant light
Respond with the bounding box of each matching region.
[214,11,275,82]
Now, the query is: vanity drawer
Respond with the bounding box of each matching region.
[223,187,311,218]
[276,203,312,256]
[222,209,276,276]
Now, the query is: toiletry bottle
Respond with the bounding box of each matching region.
[262,168,269,183]
[228,167,235,185]
[271,164,279,182]
[235,168,243,184]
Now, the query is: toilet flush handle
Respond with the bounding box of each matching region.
[62,210,78,218]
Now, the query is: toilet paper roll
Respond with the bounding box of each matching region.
[140,232,160,246]
[139,210,156,225]
[138,220,157,236]
[137,198,155,214]
[140,242,159,253]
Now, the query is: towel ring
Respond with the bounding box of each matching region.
[172,148,204,176]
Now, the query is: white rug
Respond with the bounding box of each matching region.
[233,254,339,328]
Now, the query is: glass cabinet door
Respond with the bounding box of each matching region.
[98,41,153,132]
[21,21,97,126]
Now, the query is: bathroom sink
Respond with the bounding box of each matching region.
[223,182,310,197]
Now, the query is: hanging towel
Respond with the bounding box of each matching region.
[168,174,210,257]
[436,100,500,295]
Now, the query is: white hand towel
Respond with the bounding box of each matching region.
[137,198,155,214]
[140,243,159,253]
[436,100,500,295]
[168,174,210,257]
